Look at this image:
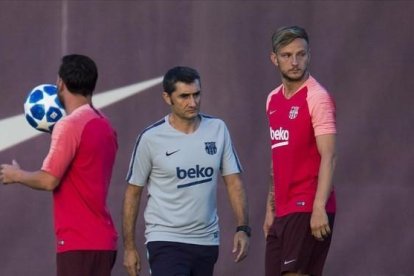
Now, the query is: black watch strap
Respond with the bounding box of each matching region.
[236,225,251,237]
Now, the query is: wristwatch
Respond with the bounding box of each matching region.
[236,225,251,237]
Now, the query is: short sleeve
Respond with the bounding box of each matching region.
[41,119,79,179]
[308,91,336,136]
[220,123,243,176]
[126,133,152,186]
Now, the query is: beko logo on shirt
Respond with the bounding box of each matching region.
[270,127,289,149]
[176,165,214,189]
[270,127,289,141]
[177,165,214,179]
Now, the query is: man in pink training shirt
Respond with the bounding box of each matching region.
[0,54,118,276]
[264,26,337,276]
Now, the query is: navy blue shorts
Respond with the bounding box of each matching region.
[147,241,219,276]
[265,213,335,276]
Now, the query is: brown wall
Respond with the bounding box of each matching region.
[1,1,413,275]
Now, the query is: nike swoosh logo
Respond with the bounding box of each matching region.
[283,259,296,265]
[0,76,162,152]
[177,178,212,189]
[269,109,277,115]
[165,150,180,156]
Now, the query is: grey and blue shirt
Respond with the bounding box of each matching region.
[126,114,242,245]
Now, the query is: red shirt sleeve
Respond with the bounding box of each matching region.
[307,86,336,136]
[41,118,80,179]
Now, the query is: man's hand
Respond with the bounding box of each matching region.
[310,207,331,241]
[0,160,21,184]
[123,248,141,276]
[232,231,249,262]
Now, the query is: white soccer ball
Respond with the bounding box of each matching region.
[24,84,66,133]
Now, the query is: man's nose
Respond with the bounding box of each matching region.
[188,95,197,106]
[291,55,298,65]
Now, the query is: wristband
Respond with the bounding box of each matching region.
[236,225,251,237]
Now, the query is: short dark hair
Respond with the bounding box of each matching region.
[163,66,200,95]
[272,26,309,53]
[58,54,98,97]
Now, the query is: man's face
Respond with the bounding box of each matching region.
[163,80,201,121]
[272,38,310,82]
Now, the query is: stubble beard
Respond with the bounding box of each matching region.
[282,68,308,83]
[57,89,66,109]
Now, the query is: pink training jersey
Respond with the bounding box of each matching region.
[42,104,118,253]
[266,76,336,217]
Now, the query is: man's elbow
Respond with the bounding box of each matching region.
[43,179,59,191]
[43,183,55,191]
[37,171,60,191]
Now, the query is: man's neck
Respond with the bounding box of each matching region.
[168,114,200,134]
[282,73,309,98]
[65,95,91,114]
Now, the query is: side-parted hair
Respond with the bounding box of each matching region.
[272,26,309,53]
[163,66,200,95]
[58,54,98,97]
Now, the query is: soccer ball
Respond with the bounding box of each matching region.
[24,84,66,132]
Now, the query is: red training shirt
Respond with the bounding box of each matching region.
[266,76,336,217]
[42,104,118,252]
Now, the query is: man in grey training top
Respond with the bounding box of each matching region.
[122,66,250,276]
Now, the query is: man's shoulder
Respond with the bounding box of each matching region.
[306,76,331,97]
[268,84,283,96]
[200,114,227,128]
[266,84,283,109]
[141,117,167,136]
[200,113,223,122]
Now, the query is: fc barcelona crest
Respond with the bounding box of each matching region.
[205,142,217,155]
[289,106,299,119]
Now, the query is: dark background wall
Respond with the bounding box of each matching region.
[0,1,413,275]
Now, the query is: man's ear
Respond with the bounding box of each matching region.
[162,92,172,105]
[270,52,278,67]
[56,78,63,91]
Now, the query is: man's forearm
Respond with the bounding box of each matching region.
[314,134,337,209]
[1,164,59,191]
[224,174,249,226]
[314,154,336,209]
[122,184,143,250]
[267,173,275,214]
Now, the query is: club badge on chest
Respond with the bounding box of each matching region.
[289,106,300,120]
